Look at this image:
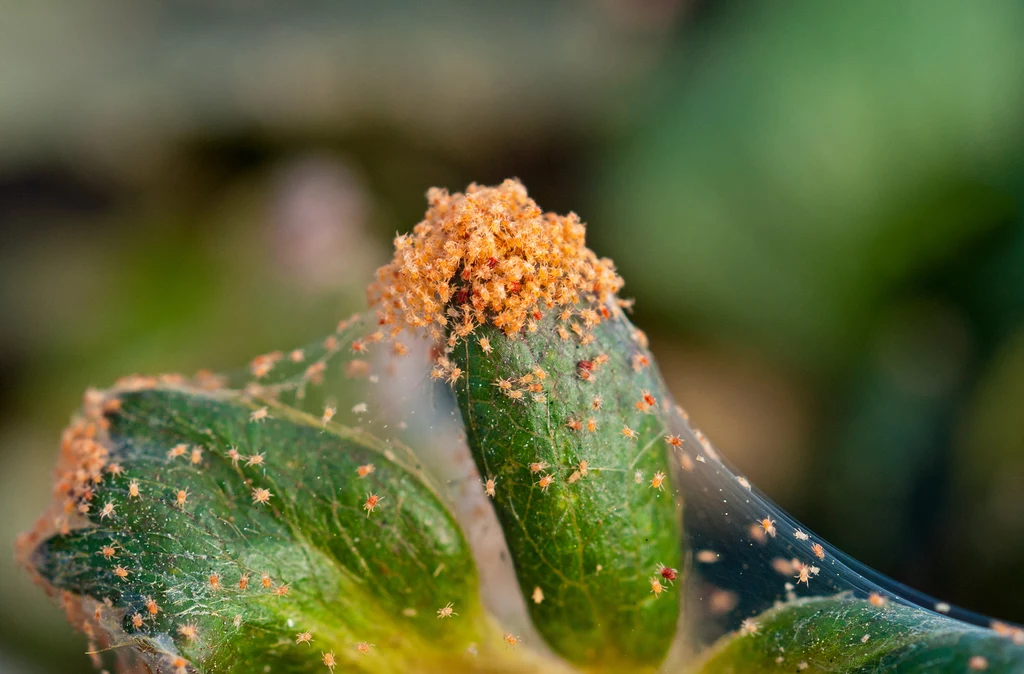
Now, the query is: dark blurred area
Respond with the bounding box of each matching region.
[2,2,1023,671]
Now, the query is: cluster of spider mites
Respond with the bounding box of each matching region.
[365,178,624,372]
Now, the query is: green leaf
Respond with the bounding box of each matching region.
[698,595,1024,673]
[451,308,682,669]
[24,384,520,673]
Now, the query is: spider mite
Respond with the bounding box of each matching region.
[811,543,825,560]
[363,492,383,516]
[250,352,279,378]
[650,471,666,490]
[529,460,549,474]
[321,405,336,427]
[504,633,520,648]
[99,502,116,520]
[649,576,664,597]
[128,481,140,498]
[249,406,270,423]
[483,476,497,498]
[436,602,456,619]
[238,573,250,590]
[621,425,638,440]
[295,631,313,645]
[103,397,123,415]
[658,564,678,583]
[538,474,554,491]
[208,573,222,590]
[356,463,375,478]
[664,435,683,448]
[794,562,811,587]
[759,517,777,538]
[696,550,719,564]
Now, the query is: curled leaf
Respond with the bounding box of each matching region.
[20,382,514,673]
[452,313,682,669]
[698,595,1024,673]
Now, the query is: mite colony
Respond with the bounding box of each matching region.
[367,178,623,343]
[19,179,1019,672]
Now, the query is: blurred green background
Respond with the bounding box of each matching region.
[2,2,1023,671]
